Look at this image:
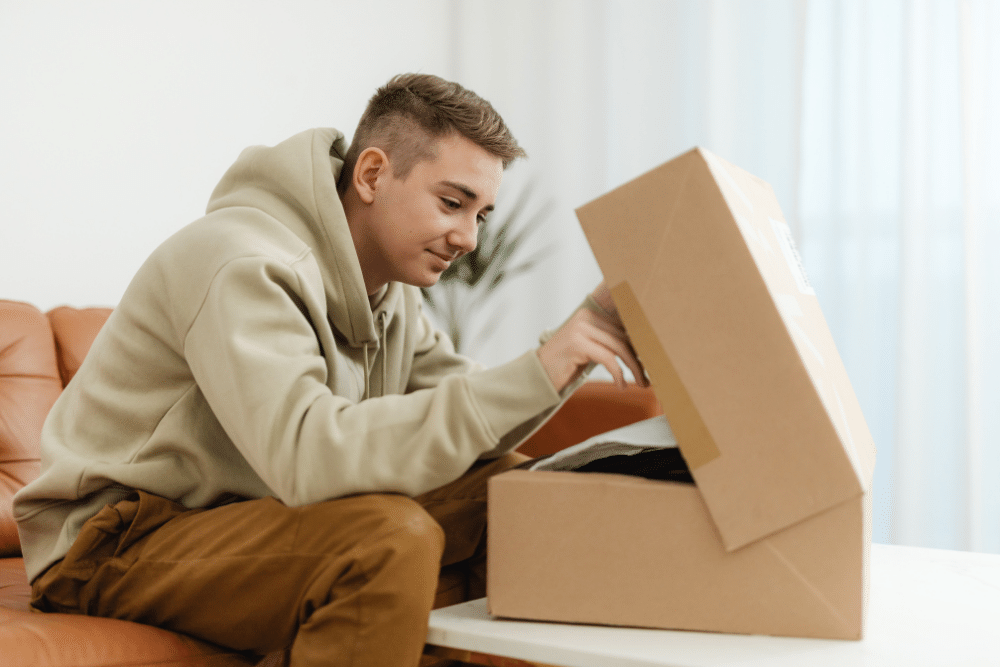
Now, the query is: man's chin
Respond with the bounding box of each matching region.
[401,272,442,289]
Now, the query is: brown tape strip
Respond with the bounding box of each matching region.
[610,280,721,469]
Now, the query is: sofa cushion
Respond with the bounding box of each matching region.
[46,306,113,386]
[1,301,63,556]
[1,557,261,667]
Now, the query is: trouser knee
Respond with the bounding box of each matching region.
[287,495,447,666]
[366,494,446,580]
[306,494,445,608]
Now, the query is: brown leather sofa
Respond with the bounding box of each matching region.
[0,299,660,667]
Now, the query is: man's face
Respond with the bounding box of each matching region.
[362,133,503,291]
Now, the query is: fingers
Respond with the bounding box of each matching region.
[583,317,648,389]
[584,306,627,336]
[575,309,648,385]
[538,304,652,393]
[590,281,614,314]
[566,336,625,388]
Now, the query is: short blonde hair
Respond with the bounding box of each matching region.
[337,73,526,192]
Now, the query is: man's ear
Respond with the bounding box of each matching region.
[353,147,390,205]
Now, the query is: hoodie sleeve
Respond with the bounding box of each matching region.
[407,298,595,460]
[182,256,564,505]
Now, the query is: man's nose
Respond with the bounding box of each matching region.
[448,215,479,255]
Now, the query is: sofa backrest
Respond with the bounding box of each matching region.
[0,301,112,556]
[47,306,115,386]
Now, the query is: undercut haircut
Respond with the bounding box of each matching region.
[336,73,526,194]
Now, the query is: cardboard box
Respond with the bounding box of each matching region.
[487,148,877,639]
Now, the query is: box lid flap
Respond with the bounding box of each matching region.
[576,148,876,551]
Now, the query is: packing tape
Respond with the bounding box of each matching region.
[610,280,721,469]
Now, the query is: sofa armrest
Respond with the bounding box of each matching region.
[516,381,662,459]
[0,301,63,557]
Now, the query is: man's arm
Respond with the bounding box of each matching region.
[405,282,648,460]
[183,257,562,506]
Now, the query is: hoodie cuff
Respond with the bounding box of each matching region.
[464,349,562,443]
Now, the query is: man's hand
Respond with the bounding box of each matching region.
[537,281,649,393]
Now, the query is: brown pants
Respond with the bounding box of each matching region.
[31,452,529,667]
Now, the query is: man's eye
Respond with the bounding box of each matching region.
[477,214,488,225]
[442,198,461,210]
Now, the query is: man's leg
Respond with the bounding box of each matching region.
[416,451,530,602]
[32,491,444,667]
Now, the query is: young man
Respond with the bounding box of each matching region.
[14,74,645,666]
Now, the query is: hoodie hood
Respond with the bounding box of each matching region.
[204,128,399,347]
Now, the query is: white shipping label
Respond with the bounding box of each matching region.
[770,217,815,295]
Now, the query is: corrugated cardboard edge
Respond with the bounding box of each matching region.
[610,280,719,469]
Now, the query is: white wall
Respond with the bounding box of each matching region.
[0,1,451,311]
[1,1,802,367]
[0,1,609,369]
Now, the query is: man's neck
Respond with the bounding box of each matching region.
[339,184,385,297]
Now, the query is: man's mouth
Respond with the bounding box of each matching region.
[427,250,454,270]
[428,250,456,263]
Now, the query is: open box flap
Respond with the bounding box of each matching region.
[576,148,876,552]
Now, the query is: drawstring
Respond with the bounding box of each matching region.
[378,311,388,399]
[362,342,371,400]
[362,311,389,401]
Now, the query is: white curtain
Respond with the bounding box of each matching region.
[451,0,1000,553]
[799,0,1000,553]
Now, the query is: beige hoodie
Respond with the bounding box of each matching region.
[14,128,579,583]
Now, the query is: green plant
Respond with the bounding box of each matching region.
[421,183,553,354]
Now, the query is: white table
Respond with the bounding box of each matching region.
[424,544,1000,667]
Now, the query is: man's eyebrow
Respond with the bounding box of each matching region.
[440,180,495,211]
